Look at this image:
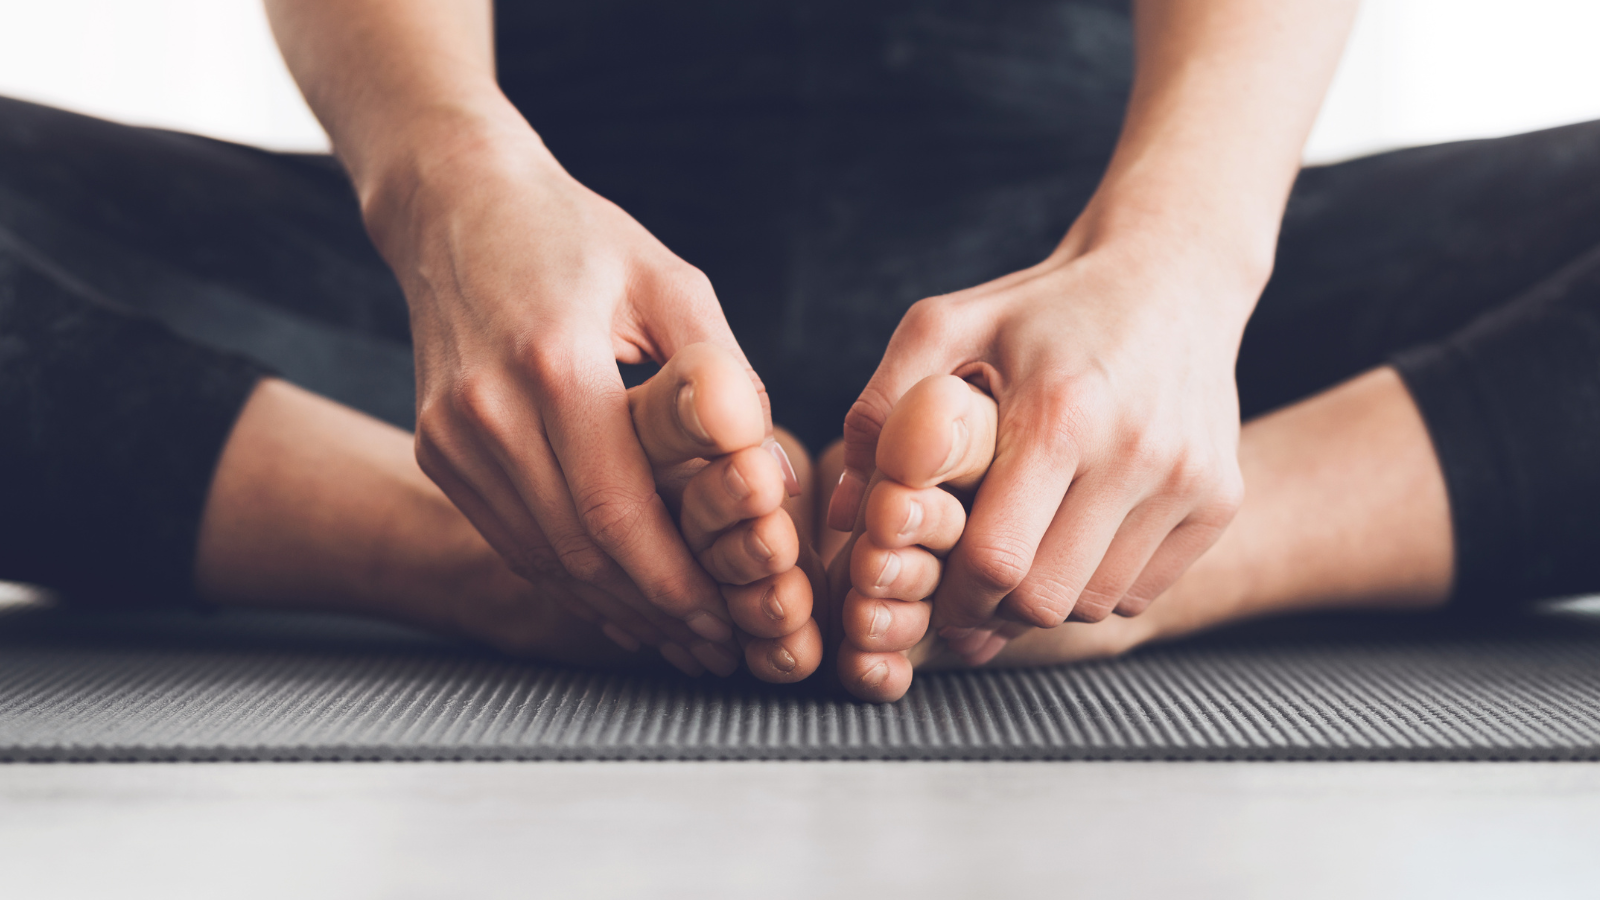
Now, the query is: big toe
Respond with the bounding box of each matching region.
[629,342,766,468]
[875,375,998,492]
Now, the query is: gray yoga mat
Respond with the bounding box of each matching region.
[3,595,1600,762]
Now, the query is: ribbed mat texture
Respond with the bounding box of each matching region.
[3,599,1600,761]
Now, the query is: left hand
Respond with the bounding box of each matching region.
[827,222,1259,662]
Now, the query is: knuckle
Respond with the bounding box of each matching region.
[1069,586,1120,623]
[1007,580,1076,628]
[552,534,610,584]
[899,296,955,341]
[574,485,656,553]
[964,538,1033,595]
[842,390,893,445]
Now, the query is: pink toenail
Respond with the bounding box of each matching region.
[686,611,733,644]
[677,383,713,443]
[764,438,802,497]
[827,470,866,531]
[936,418,968,480]
[771,646,798,673]
[869,603,890,639]
[874,552,901,590]
[762,587,785,622]
[899,500,924,539]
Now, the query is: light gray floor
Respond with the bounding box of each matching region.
[1,761,1597,900]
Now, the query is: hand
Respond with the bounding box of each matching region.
[828,225,1256,663]
[367,123,760,665]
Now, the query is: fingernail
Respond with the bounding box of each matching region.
[764,438,802,497]
[722,456,751,500]
[686,611,733,644]
[762,586,786,622]
[873,552,901,590]
[936,418,968,479]
[770,646,798,673]
[601,622,641,652]
[863,660,889,689]
[692,642,739,677]
[899,499,924,539]
[660,642,705,676]
[869,602,890,639]
[677,383,712,443]
[749,529,774,561]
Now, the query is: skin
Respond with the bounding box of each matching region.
[265,0,1361,671]
[196,344,822,684]
[827,0,1362,663]
[826,366,1454,701]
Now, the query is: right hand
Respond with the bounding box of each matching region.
[364,120,762,664]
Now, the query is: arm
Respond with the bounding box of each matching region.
[829,0,1359,657]
[265,0,754,660]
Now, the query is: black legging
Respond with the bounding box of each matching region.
[1,1,1597,611]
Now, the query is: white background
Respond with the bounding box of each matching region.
[0,0,1598,162]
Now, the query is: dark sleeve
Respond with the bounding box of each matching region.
[0,249,266,606]
[1392,245,1600,612]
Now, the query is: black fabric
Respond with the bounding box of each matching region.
[0,2,1599,611]
[5,597,1600,761]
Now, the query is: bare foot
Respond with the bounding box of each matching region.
[823,366,1454,701]
[628,344,823,682]
[198,345,825,680]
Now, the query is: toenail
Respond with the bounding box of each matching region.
[936,418,968,479]
[874,552,902,590]
[764,438,802,497]
[770,646,798,673]
[869,603,890,639]
[762,586,785,622]
[722,457,751,500]
[686,611,733,643]
[750,530,774,561]
[899,500,924,538]
[677,383,712,443]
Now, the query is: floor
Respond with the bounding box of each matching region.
[1,761,1597,899]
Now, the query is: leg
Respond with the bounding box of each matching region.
[199,344,824,679]
[825,365,1451,700]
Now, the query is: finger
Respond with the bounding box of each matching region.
[875,375,998,493]
[931,407,1078,633]
[826,298,976,530]
[997,471,1133,627]
[849,539,943,602]
[1067,500,1191,621]
[842,590,932,653]
[721,566,813,639]
[743,618,823,683]
[1113,517,1228,617]
[628,342,765,468]
[837,646,915,702]
[678,446,788,552]
[698,510,799,586]
[533,345,734,643]
[863,481,967,554]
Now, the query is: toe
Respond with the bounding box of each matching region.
[721,566,812,639]
[863,480,967,554]
[842,590,931,652]
[679,446,788,550]
[744,618,823,683]
[699,510,799,585]
[628,343,766,468]
[838,647,914,702]
[849,539,942,601]
[875,375,998,492]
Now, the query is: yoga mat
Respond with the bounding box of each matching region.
[3,595,1600,762]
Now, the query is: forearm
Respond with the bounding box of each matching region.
[1070,0,1359,312]
[264,0,536,210]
